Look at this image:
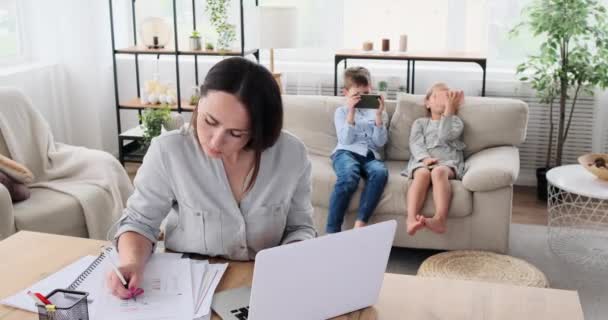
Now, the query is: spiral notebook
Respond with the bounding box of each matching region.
[0,249,111,314]
[1,249,226,319]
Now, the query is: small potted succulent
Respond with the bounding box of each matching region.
[189,30,202,51]
[205,42,214,51]
[189,86,201,106]
[377,80,389,99]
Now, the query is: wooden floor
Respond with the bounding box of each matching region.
[125,163,548,226]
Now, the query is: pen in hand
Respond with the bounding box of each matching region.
[107,253,139,302]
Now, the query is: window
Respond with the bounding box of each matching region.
[0,0,21,61]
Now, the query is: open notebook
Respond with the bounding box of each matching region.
[1,249,227,319]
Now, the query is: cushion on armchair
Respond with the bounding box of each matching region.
[0,171,30,202]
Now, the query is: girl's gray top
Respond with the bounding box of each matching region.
[402,115,466,179]
[114,127,316,261]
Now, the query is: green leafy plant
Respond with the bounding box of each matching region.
[511,0,608,167]
[378,80,388,92]
[139,105,171,147]
[205,42,215,50]
[190,30,201,38]
[206,0,236,50]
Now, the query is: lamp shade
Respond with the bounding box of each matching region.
[139,17,172,49]
[258,6,298,49]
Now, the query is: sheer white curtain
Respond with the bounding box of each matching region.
[0,0,123,154]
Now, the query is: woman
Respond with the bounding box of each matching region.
[107,57,316,299]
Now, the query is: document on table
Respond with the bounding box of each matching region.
[192,260,229,318]
[95,254,193,320]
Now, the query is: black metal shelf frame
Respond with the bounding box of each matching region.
[109,0,260,164]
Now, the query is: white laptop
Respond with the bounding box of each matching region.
[211,220,397,320]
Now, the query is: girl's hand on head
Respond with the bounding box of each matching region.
[447,90,464,112]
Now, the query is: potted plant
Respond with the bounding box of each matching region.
[205,42,214,51]
[378,80,388,92]
[511,0,608,200]
[189,30,202,51]
[206,0,236,51]
[139,105,171,147]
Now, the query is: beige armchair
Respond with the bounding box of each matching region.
[0,88,133,240]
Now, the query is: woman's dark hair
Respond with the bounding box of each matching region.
[191,57,283,191]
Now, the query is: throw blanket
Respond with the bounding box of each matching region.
[0,88,133,239]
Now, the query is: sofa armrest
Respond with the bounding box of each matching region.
[0,183,16,239]
[462,146,520,192]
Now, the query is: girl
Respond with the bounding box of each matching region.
[404,83,465,235]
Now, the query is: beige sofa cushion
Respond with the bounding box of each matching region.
[310,155,472,218]
[282,95,396,158]
[388,94,529,159]
[13,187,88,237]
[463,146,520,192]
[386,94,427,160]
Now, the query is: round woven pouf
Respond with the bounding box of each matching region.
[417,250,549,288]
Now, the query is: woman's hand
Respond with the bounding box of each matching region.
[106,262,144,299]
[445,90,464,115]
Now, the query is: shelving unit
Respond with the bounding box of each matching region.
[109,0,260,164]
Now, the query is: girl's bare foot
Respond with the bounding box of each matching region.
[407,215,425,235]
[354,220,367,228]
[425,216,446,234]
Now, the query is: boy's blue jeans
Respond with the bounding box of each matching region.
[326,150,388,233]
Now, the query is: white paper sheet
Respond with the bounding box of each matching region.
[191,260,208,310]
[95,254,193,320]
[194,263,228,318]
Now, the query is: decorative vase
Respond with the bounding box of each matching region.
[399,34,408,52]
[189,36,202,51]
[381,39,390,52]
[164,113,185,131]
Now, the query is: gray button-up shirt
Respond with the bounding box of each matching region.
[332,106,389,159]
[114,127,316,261]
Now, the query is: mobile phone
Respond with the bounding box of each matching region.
[354,94,381,109]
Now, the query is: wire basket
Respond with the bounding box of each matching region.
[37,289,89,320]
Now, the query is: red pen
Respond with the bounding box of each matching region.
[33,292,52,305]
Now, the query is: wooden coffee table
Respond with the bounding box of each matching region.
[0,231,584,319]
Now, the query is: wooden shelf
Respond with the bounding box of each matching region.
[115,46,259,57]
[179,48,259,57]
[115,46,177,55]
[119,98,196,111]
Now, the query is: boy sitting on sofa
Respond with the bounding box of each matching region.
[326,66,389,233]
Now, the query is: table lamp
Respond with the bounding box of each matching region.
[258,6,298,93]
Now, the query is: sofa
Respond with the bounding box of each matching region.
[282,94,528,253]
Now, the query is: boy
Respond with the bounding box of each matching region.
[326,66,389,233]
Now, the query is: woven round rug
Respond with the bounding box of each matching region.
[417,250,549,288]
